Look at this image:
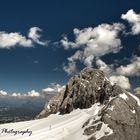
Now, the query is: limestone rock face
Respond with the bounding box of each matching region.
[37,67,140,140]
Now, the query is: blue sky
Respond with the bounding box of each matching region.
[0,0,140,93]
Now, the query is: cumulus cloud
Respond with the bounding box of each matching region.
[60,36,77,50]
[134,87,140,94]
[12,90,40,97]
[116,56,140,76]
[27,90,40,97]
[0,27,47,49]
[0,32,32,48]
[77,23,124,57]
[0,90,41,97]
[67,50,83,62]
[95,59,131,90]
[0,84,65,97]
[121,9,140,35]
[61,10,140,89]
[0,90,8,96]
[96,59,113,75]
[42,87,55,93]
[62,23,124,74]
[12,93,21,97]
[63,51,83,74]
[28,27,47,46]
[109,75,131,90]
[57,85,65,92]
[84,55,94,68]
[42,84,65,94]
[63,61,77,75]
[61,23,124,54]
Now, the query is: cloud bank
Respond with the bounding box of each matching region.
[121,9,140,35]
[134,87,140,94]
[0,90,8,96]
[61,23,124,74]
[116,56,140,76]
[0,9,139,91]
[60,9,140,90]
[109,75,131,90]
[0,27,47,49]
[42,84,65,94]
[0,84,65,97]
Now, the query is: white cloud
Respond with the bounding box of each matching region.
[34,60,39,64]
[83,55,94,68]
[42,84,65,94]
[61,10,140,77]
[61,23,124,56]
[0,89,42,97]
[63,61,77,75]
[134,87,140,94]
[28,27,47,46]
[49,83,65,92]
[0,27,47,49]
[61,36,77,50]
[0,32,32,48]
[0,85,65,97]
[121,9,140,35]
[116,56,140,76]
[67,50,82,62]
[109,75,131,90]
[76,23,124,57]
[61,23,124,74]
[27,90,40,97]
[57,85,65,92]
[42,87,55,93]
[96,59,113,75]
[0,90,7,96]
[12,90,40,97]
[12,93,21,97]
[63,51,82,75]
[60,10,140,89]
[94,58,131,90]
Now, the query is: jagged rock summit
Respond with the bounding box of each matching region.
[37,67,140,140]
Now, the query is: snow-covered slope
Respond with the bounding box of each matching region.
[0,103,111,140]
[1,68,140,140]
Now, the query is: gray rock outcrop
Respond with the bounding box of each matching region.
[37,67,140,140]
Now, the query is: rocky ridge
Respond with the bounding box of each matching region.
[37,67,140,140]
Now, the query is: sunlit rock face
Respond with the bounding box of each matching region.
[37,67,140,140]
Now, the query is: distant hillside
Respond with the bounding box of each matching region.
[0,95,54,123]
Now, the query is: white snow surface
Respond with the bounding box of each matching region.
[119,93,128,100]
[0,103,105,140]
[131,109,136,114]
[108,106,114,111]
[94,122,113,140]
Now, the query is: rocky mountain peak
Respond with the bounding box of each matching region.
[37,67,140,140]
[37,67,126,117]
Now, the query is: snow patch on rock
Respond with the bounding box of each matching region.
[131,109,136,114]
[119,93,128,100]
[128,92,140,106]
[108,106,114,111]
[94,122,113,140]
